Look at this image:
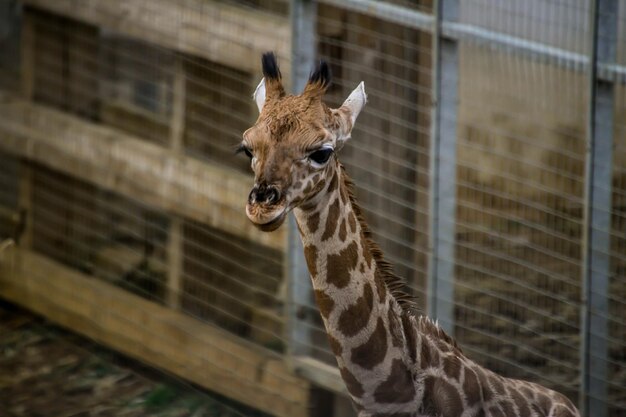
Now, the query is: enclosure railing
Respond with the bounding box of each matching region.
[0,0,624,416]
[286,1,625,416]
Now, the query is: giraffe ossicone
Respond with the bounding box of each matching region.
[239,51,580,417]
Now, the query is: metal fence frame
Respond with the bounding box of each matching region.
[1,0,622,415]
[287,1,622,415]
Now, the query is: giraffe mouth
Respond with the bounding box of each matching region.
[252,210,287,232]
[246,204,288,232]
[255,211,287,232]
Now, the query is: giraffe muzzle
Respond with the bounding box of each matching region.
[246,184,287,232]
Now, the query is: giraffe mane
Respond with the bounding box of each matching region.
[417,316,462,352]
[340,164,418,315]
[341,165,463,352]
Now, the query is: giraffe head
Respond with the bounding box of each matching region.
[240,52,366,231]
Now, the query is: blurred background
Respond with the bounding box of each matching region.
[0,0,624,416]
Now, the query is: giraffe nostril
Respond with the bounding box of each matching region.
[265,187,280,204]
[249,185,281,205]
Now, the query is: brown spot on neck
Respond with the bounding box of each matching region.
[491,375,506,396]
[510,388,532,417]
[326,241,359,288]
[302,181,313,195]
[348,211,357,233]
[420,339,440,369]
[327,170,339,194]
[314,289,334,320]
[350,317,388,369]
[337,282,374,337]
[373,359,416,403]
[304,245,318,278]
[339,178,349,205]
[475,368,494,402]
[443,355,462,381]
[338,217,347,241]
[327,333,343,356]
[463,367,482,406]
[339,367,365,398]
[518,384,534,399]
[307,211,320,234]
[321,197,340,241]
[487,405,507,417]
[425,377,464,417]
[499,400,516,416]
[536,392,552,413]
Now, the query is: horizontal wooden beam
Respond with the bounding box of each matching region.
[0,95,285,250]
[292,356,348,396]
[22,0,291,75]
[0,248,309,417]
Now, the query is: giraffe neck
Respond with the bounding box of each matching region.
[293,164,419,413]
[292,165,582,417]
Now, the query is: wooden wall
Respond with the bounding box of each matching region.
[184,56,255,172]
[1,2,289,388]
[182,218,284,350]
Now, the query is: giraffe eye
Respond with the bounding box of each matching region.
[236,144,253,159]
[308,148,333,165]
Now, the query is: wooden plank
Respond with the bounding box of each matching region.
[165,57,187,309]
[17,162,33,248]
[0,248,310,417]
[166,217,183,309]
[22,0,290,76]
[292,356,348,396]
[0,239,15,267]
[18,12,35,249]
[0,96,285,250]
[169,57,186,153]
[20,10,35,99]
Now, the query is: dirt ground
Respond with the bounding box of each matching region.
[0,301,268,417]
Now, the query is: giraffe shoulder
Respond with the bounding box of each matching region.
[416,315,462,353]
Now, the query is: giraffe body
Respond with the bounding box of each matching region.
[240,52,580,417]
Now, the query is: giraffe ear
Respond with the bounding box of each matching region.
[253,78,266,113]
[340,82,367,127]
[333,82,367,149]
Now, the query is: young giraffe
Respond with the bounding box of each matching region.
[239,52,580,417]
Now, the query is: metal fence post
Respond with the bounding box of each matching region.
[286,0,317,359]
[428,0,459,335]
[580,0,617,415]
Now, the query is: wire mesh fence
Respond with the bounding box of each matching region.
[0,0,624,416]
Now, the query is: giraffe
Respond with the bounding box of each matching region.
[239,52,580,417]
